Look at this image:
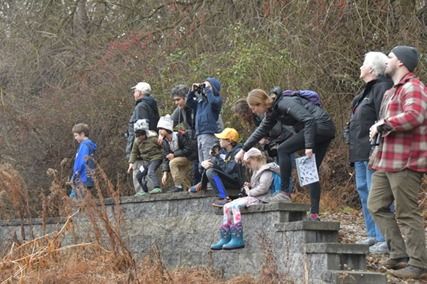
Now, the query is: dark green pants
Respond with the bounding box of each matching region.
[368,170,426,269]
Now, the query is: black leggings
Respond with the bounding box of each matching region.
[277,130,333,214]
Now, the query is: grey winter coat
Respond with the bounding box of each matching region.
[247,162,280,203]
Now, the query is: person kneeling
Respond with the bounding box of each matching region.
[211,148,280,250]
[189,128,244,207]
[127,119,163,195]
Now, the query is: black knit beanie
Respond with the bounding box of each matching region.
[391,45,419,72]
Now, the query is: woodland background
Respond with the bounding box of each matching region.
[1,0,427,216]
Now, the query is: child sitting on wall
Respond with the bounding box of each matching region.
[211,147,285,250]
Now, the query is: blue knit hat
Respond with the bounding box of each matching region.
[206,77,221,96]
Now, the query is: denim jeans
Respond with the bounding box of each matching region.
[354,161,384,242]
[197,134,218,172]
[136,159,162,192]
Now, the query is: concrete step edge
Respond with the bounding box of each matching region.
[321,269,387,284]
[274,221,340,232]
[305,242,369,254]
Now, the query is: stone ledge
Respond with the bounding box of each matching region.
[104,191,216,205]
[321,270,387,284]
[274,221,340,232]
[0,217,67,226]
[242,202,310,213]
[305,243,369,254]
[213,202,310,216]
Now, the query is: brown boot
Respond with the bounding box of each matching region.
[390,265,427,280]
[382,257,409,270]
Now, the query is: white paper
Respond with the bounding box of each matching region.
[139,165,145,172]
[295,154,319,186]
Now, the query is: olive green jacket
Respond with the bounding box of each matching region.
[129,130,163,163]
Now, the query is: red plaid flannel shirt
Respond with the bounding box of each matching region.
[370,73,427,172]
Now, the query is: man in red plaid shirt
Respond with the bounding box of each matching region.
[368,45,427,280]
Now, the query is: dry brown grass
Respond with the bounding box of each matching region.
[0,162,288,283]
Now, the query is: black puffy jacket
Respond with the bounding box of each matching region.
[126,95,160,157]
[348,76,393,163]
[243,94,335,151]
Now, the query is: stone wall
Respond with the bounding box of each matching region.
[0,192,386,284]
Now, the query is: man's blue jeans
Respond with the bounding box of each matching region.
[354,161,384,242]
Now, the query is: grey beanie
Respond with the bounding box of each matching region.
[391,45,419,72]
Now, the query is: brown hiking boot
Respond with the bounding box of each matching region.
[383,257,409,270]
[390,265,427,280]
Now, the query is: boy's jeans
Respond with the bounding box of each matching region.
[136,159,162,192]
[354,161,384,242]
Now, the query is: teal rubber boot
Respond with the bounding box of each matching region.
[223,222,245,250]
[210,224,231,250]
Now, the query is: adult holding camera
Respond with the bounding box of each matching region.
[346,52,392,253]
[235,89,335,221]
[368,46,427,279]
[186,77,223,174]
[190,128,245,207]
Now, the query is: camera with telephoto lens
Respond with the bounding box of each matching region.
[209,143,221,157]
[371,133,382,147]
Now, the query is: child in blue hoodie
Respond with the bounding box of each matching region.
[70,123,97,198]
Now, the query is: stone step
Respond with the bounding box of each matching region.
[275,221,340,246]
[321,270,387,284]
[305,243,369,271]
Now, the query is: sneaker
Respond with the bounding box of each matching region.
[134,191,148,197]
[189,183,202,193]
[149,187,162,194]
[369,241,389,254]
[382,257,409,270]
[389,265,427,279]
[211,198,231,208]
[356,237,377,246]
[168,186,184,192]
[303,213,320,221]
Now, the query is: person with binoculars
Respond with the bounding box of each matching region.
[186,77,223,176]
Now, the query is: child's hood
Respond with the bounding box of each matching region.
[257,162,280,175]
[81,139,97,153]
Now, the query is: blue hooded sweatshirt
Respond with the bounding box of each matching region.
[72,138,97,187]
[186,77,223,136]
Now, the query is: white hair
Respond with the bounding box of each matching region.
[363,52,388,77]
